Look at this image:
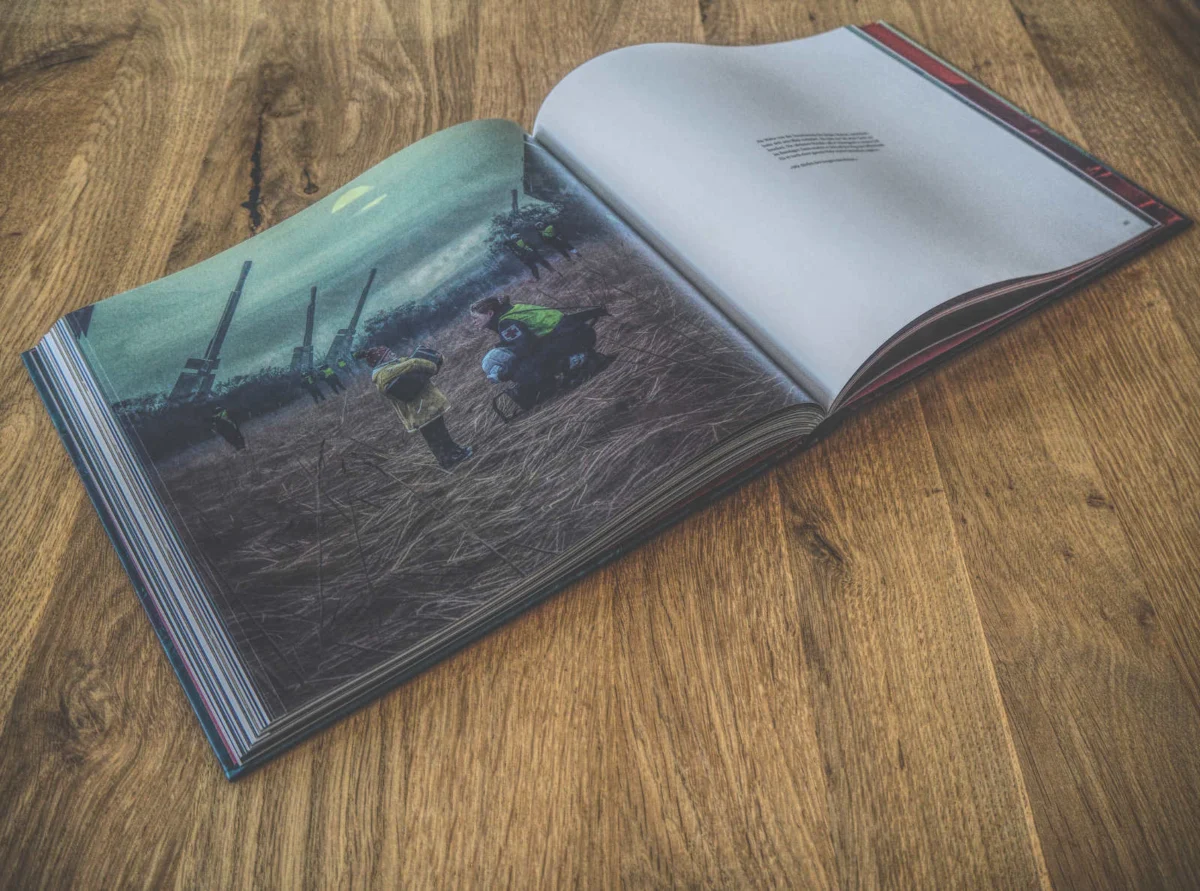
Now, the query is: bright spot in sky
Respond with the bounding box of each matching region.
[331,185,372,214]
[355,194,387,216]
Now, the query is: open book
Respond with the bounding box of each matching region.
[23,23,1189,777]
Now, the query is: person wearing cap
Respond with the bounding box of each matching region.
[470,295,562,344]
[482,345,555,410]
[354,345,472,470]
[472,295,614,398]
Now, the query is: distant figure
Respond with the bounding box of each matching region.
[538,221,577,260]
[471,295,562,341]
[505,234,554,280]
[209,404,246,450]
[318,363,346,394]
[354,345,473,471]
[299,369,325,404]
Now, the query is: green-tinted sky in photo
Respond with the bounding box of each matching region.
[86,119,526,400]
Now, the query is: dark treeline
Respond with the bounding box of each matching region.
[116,368,297,461]
[484,200,599,264]
[358,289,474,352]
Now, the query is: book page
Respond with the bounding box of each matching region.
[67,120,815,716]
[533,27,1153,407]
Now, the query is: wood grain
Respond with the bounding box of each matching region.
[2,0,1198,887]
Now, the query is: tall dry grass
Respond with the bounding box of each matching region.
[155,238,804,707]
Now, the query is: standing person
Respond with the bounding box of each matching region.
[538,220,577,260]
[208,404,246,450]
[505,234,554,280]
[299,369,325,404]
[318,362,346,394]
[354,345,473,471]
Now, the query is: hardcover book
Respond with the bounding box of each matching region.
[22,23,1190,777]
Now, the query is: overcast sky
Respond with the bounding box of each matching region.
[85,119,526,400]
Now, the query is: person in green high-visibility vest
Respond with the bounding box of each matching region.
[318,362,346,394]
[472,296,614,404]
[500,303,564,339]
[299,369,325,404]
[504,233,554,280]
[537,220,577,260]
[471,295,563,344]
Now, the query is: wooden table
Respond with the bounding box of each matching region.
[3,1,1198,886]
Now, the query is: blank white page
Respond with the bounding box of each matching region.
[534,28,1150,407]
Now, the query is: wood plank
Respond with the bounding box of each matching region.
[1104,0,1200,137]
[1006,0,1200,352]
[697,0,923,45]
[0,0,256,721]
[775,392,1049,888]
[0,0,141,718]
[381,567,614,888]
[0,510,223,889]
[610,477,836,887]
[0,1,678,886]
[699,7,1051,883]
[876,7,1200,884]
[918,326,1200,886]
[0,4,267,890]
[163,0,470,278]
[472,0,702,128]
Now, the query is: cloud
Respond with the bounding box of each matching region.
[377,221,492,303]
[331,185,372,214]
[354,194,387,216]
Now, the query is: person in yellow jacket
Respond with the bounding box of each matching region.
[354,345,473,470]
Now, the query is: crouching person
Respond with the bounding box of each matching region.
[482,346,557,410]
[355,345,473,470]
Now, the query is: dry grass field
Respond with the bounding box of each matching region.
[153,237,804,709]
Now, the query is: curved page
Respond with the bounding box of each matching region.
[534,27,1153,407]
